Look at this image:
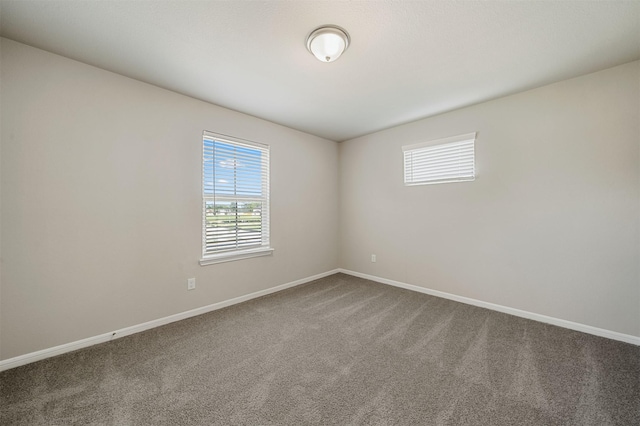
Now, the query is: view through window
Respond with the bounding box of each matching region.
[201,132,270,263]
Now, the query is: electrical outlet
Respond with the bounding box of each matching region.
[371,254,376,263]
[187,278,196,290]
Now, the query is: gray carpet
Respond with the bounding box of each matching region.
[1,273,639,425]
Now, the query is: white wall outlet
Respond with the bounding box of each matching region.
[371,254,376,263]
[187,278,196,290]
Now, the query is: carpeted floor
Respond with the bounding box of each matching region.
[1,273,639,425]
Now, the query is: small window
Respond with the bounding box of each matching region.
[403,132,476,185]
[200,131,272,265]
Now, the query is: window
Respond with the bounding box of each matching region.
[403,132,476,185]
[200,131,272,265]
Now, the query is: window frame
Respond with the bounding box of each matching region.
[199,131,273,266]
[402,132,476,186]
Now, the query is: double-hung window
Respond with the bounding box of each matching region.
[403,132,476,185]
[200,131,272,265]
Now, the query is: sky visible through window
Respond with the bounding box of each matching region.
[203,136,268,254]
[204,139,263,197]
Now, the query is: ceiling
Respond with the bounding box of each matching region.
[1,1,639,142]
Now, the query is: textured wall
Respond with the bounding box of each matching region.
[0,39,339,359]
[339,61,640,337]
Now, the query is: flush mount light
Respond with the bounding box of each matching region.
[306,25,350,63]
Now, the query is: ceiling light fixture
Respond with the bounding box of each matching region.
[306,25,350,63]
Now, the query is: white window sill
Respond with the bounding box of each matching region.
[199,247,274,266]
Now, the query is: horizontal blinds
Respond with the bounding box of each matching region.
[404,136,475,185]
[203,134,269,255]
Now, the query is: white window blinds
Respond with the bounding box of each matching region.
[403,132,476,185]
[202,132,270,259]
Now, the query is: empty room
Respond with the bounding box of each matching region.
[1,1,639,425]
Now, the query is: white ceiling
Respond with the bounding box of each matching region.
[1,1,639,142]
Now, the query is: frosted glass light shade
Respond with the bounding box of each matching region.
[306,26,350,63]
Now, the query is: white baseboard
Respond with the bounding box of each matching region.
[0,269,340,372]
[3,267,636,372]
[338,269,640,346]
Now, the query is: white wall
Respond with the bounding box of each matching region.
[2,38,638,362]
[0,39,339,360]
[339,61,640,338]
